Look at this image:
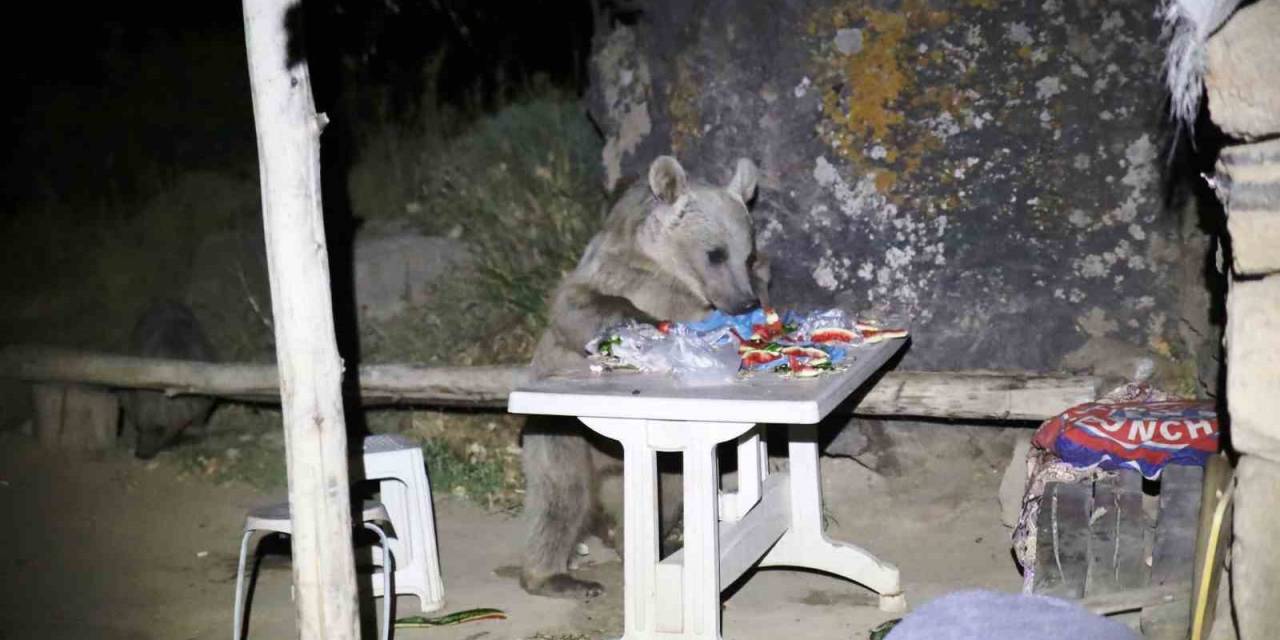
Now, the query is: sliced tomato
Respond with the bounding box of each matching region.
[810,327,859,343]
[741,349,783,366]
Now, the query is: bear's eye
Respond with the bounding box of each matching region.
[707,248,727,266]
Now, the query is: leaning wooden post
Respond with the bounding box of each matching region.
[242,1,361,638]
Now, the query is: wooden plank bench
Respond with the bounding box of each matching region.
[1033,465,1205,639]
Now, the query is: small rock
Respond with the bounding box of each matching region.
[999,433,1034,528]
[834,28,863,55]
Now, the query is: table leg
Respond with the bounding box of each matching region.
[759,424,906,612]
[681,437,722,639]
[581,418,755,639]
[583,418,662,637]
[621,437,662,636]
[721,426,764,522]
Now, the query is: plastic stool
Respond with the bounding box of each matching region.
[232,500,394,640]
[362,434,445,613]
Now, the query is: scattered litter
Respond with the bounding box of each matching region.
[396,608,507,628]
[196,550,209,559]
[586,307,909,381]
[870,618,901,640]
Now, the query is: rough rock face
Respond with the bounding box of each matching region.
[587,0,1209,374]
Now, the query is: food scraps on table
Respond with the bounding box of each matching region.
[585,307,909,379]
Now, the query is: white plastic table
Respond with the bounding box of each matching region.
[509,339,908,640]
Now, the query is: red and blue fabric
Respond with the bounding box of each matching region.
[1033,401,1219,480]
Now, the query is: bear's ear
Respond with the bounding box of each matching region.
[727,158,758,204]
[648,156,688,205]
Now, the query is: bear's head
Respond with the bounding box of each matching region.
[641,155,766,315]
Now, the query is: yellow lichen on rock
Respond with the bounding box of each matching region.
[667,60,701,156]
[822,8,910,147]
[810,0,964,200]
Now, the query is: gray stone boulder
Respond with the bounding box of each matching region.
[185,218,471,361]
[587,0,1213,378]
[352,222,472,321]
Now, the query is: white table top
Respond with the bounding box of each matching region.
[508,339,905,424]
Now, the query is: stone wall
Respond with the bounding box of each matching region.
[587,0,1215,379]
[1203,2,1280,638]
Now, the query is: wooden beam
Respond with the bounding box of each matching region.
[0,345,1101,420]
[851,369,1102,421]
[1082,581,1192,616]
[242,0,360,637]
[1034,481,1093,599]
[1143,464,1204,639]
[0,345,526,407]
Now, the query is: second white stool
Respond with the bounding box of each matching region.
[361,434,445,613]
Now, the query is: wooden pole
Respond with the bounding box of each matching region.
[242,0,360,638]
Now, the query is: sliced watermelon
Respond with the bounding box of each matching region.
[860,327,909,343]
[781,346,831,362]
[810,327,859,343]
[779,353,825,378]
[730,328,771,352]
[750,307,785,341]
[741,349,783,366]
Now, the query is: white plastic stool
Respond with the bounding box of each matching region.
[232,500,394,640]
[361,434,445,613]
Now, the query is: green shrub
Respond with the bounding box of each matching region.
[351,96,605,366]
[410,98,604,322]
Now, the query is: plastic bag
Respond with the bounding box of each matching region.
[585,322,667,371]
[661,329,742,386]
[585,320,741,385]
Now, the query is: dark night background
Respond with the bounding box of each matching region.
[1,1,596,209]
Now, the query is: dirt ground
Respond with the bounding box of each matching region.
[0,426,1023,640]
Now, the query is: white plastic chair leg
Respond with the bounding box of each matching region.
[364,522,395,640]
[232,529,256,640]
